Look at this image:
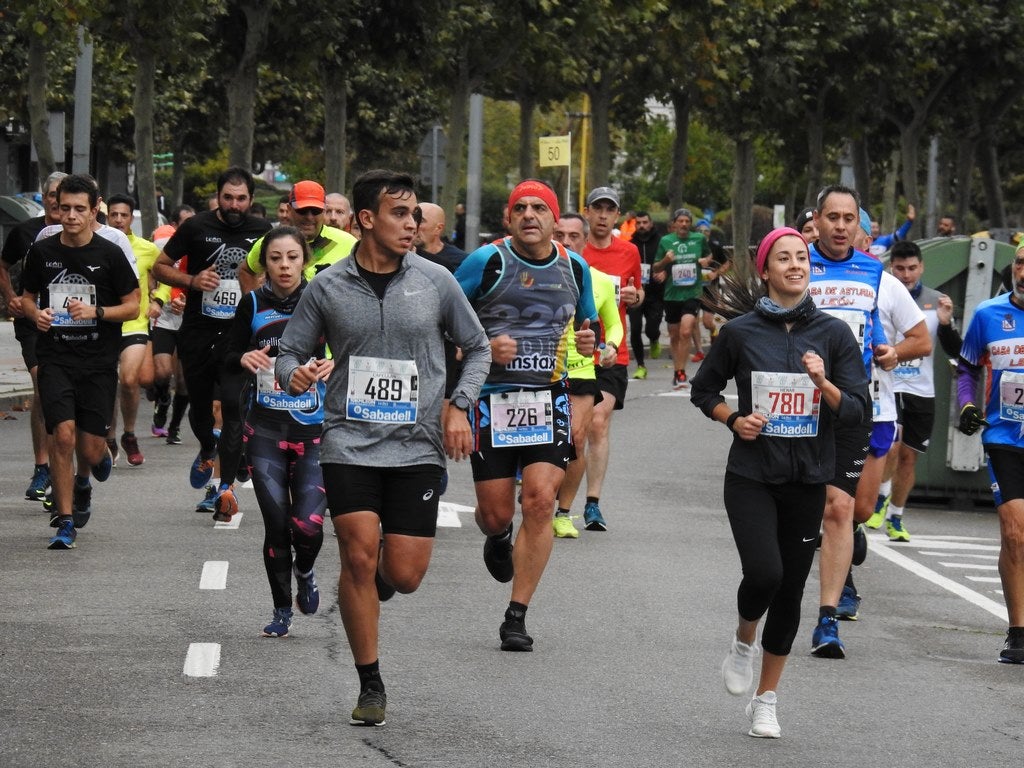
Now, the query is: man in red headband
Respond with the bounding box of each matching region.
[454,179,600,652]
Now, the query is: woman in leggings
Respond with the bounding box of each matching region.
[690,227,869,738]
[224,227,333,638]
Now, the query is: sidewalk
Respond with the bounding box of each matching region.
[0,320,34,412]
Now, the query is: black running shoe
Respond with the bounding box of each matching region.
[483,524,514,583]
[375,569,396,602]
[499,616,534,652]
[998,627,1024,664]
[852,523,868,566]
[350,685,387,726]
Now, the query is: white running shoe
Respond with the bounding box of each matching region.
[746,691,781,738]
[721,635,759,695]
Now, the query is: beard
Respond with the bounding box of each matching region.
[220,208,245,226]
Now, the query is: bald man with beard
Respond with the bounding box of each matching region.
[415,202,466,274]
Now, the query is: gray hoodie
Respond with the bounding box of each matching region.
[276,249,490,467]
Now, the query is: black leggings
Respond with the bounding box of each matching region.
[627,298,663,366]
[723,472,825,656]
[245,425,326,609]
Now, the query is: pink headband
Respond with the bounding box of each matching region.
[756,227,808,276]
[508,181,560,222]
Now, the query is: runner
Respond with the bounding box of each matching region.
[152,166,272,519]
[455,179,598,651]
[20,174,140,549]
[276,169,490,725]
[224,227,330,637]
[691,227,868,738]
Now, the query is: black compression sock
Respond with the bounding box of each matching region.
[505,601,528,621]
[819,605,836,620]
[356,660,384,692]
[586,496,599,506]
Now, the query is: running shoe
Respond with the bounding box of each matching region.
[722,635,759,695]
[236,464,250,484]
[499,615,534,652]
[350,684,387,726]
[295,568,320,615]
[48,517,77,550]
[151,424,169,438]
[121,432,144,467]
[552,514,579,539]
[583,501,607,531]
[691,351,705,362]
[746,691,781,738]
[633,365,648,380]
[166,427,182,445]
[650,341,662,359]
[195,485,217,513]
[105,437,119,467]
[152,398,169,431]
[25,465,50,501]
[836,585,861,621]
[810,615,845,659]
[212,485,238,520]
[92,446,113,482]
[483,523,514,583]
[852,523,868,566]
[375,569,396,602]
[886,515,910,542]
[866,494,889,529]
[72,478,92,529]
[190,450,217,489]
[261,607,293,637]
[672,370,688,390]
[998,627,1024,664]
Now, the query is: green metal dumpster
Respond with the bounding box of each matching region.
[901,235,1018,506]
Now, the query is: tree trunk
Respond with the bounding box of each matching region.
[441,52,470,227]
[899,125,922,220]
[952,135,975,234]
[731,136,755,276]
[978,126,1005,228]
[323,65,348,194]
[587,71,612,188]
[881,148,899,234]
[803,88,828,206]
[225,1,271,169]
[851,136,871,209]
[134,47,158,237]
[27,34,55,186]
[171,138,186,209]
[667,88,690,213]
[518,94,534,181]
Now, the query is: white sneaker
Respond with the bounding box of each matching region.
[721,635,759,695]
[745,691,781,738]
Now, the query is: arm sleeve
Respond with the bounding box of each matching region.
[245,238,265,275]
[937,321,964,358]
[598,279,624,348]
[570,253,599,325]
[956,312,986,409]
[453,247,493,301]
[895,219,913,241]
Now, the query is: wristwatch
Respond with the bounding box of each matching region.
[96,306,105,320]
[450,394,473,412]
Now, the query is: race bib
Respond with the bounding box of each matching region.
[202,278,241,319]
[489,390,554,447]
[671,262,697,287]
[751,371,820,438]
[609,274,621,305]
[640,263,651,286]
[821,309,866,347]
[346,356,418,423]
[893,358,922,380]
[999,371,1024,423]
[255,368,318,411]
[49,283,97,327]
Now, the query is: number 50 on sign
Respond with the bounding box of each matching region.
[538,135,571,168]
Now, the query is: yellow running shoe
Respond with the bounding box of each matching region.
[865,494,889,529]
[552,514,579,539]
[886,515,910,542]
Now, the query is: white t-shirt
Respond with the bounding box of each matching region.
[872,270,926,421]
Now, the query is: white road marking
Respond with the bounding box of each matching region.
[940,562,998,570]
[200,561,229,589]
[213,512,243,530]
[920,552,998,560]
[869,536,1008,622]
[967,576,1003,583]
[438,501,475,528]
[895,537,998,552]
[183,643,221,677]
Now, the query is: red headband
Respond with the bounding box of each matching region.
[756,227,807,276]
[508,181,560,222]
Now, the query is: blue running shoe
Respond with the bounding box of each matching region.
[811,615,846,659]
[190,451,217,489]
[261,607,293,637]
[48,517,77,549]
[295,568,320,615]
[195,485,217,514]
[25,464,50,501]
[72,478,92,529]
[836,585,861,621]
[91,447,113,482]
[583,501,607,531]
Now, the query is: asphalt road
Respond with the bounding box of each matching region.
[1,364,1021,767]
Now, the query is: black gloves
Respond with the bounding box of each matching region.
[957,404,987,436]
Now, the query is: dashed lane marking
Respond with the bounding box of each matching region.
[183,643,221,677]
[213,512,243,530]
[438,501,475,528]
[199,561,229,589]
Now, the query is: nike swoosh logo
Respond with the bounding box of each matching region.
[802,536,816,542]
[404,289,425,296]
